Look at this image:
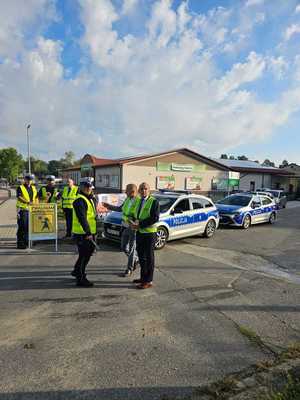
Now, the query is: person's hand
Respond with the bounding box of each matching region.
[86,235,93,241]
[97,203,108,213]
[46,192,51,198]
[130,221,139,230]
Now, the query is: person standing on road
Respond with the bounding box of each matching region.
[102,184,140,277]
[38,175,59,203]
[16,174,39,249]
[61,178,78,238]
[71,177,97,287]
[130,182,160,289]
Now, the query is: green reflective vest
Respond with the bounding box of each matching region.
[72,194,97,235]
[134,196,157,233]
[62,185,78,209]
[122,196,139,223]
[41,186,58,203]
[16,185,38,210]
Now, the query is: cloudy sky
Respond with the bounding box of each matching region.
[1,0,300,164]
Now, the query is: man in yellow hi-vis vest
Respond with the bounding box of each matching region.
[61,178,78,238]
[16,173,38,249]
[71,177,97,287]
[130,182,160,289]
[38,175,59,203]
[103,184,139,277]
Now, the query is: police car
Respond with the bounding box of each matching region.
[216,193,277,229]
[103,190,220,249]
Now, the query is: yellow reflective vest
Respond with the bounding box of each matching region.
[133,196,157,233]
[72,194,97,235]
[62,185,78,209]
[40,186,58,203]
[122,196,139,223]
[16,185,38,210]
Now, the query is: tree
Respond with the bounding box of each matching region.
[229,155,235,160]
[279,160,289,168]
[262,159,275,167]
[220,154,228,159]
[61,151,75,168]
[0,147,24,182]
[48,160,65,176]
[29,157,48,178]
[237,155,248,161]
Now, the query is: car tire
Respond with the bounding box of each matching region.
[269,212,276,224]
[242,214,251,229]
[204,219,216,238]
[155,226,168,250]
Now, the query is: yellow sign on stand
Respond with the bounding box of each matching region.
[29,204,58,250]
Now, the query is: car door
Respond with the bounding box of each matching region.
[169,198,193,238]
[191,198,215,234]
[250,196,263,223]
[260,196,273,221]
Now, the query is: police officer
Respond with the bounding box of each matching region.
[16,173,38,249]
[130,182,160,289]
[103,183,139,277]
[38,175,59,203]
[71,177,97,287]
[61,178,78,238]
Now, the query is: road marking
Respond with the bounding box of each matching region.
[171,243,300,285]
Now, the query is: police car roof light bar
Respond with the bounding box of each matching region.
[158,189,193,195]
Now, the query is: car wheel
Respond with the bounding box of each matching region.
[155,226,168,250]
[269,212,276,224]
[242,214,251,229]
[204,219,216,238]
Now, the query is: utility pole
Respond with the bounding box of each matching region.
[27,124,31,174]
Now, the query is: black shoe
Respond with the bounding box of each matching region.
[133,278,142,284]
[76,278,94,287]
[121,269,133,277]
[71,270,80,278]
[17,244,27,249]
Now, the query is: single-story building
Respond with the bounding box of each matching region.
[62,148,295,199]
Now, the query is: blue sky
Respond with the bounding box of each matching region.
[0,0,300,165]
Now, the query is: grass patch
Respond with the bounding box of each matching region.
[264,376,300,400]
[237,325,266,350]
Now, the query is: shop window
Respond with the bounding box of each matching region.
[98,175,109,187]
[110,175,119,188]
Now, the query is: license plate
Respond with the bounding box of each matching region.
[107,228,120,236]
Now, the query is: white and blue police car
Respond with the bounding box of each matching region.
[216,193,277,229]
[103,190,220,249]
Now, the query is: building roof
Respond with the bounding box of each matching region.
[215,158,293,176]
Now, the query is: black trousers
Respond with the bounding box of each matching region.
[136,232,156,283]
[17,209,29,247]
[73,235,95,281]
[63,208,73,237]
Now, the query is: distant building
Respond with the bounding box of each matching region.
[62,148,295,198]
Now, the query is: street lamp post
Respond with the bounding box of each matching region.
[26,124,31,174]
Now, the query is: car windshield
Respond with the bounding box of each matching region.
[154,195,177,213]
[268,191,280,198]
[217,195,251,207]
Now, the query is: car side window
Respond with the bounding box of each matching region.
[262,197,272,206]
[192,198,214,210]
[174,199,190,212]
[251,196,261,208]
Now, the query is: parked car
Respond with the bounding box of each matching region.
[103,190,220,249]
[256,189,287,209]
[216,193,277,229]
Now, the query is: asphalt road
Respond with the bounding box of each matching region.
[0,205,300,400]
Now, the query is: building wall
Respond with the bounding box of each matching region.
[122,153,228,192]
[95,165,121,193]
[239,173,272,191]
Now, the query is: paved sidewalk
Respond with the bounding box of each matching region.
[0,198,17,241]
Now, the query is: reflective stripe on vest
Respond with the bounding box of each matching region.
[41,187,58,203]
[122,196,139,223]
[72,194,97,235]
[134,196,157,233]
[62,185,78,209]
[16,185,38,210]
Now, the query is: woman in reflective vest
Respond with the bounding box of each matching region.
[130,182,160,289]
[71,178,97,287]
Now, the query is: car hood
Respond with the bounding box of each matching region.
[216,204,243,214]
[104,211,122,225]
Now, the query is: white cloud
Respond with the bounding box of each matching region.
[122,0,138,15]
[295,4,300,14]
[284,23,300,41]
[245,0,264,7]
[1,0,300,161]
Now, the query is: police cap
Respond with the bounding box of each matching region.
[46,175,56,182]
[24,173,35,181]
[79,177,94,189]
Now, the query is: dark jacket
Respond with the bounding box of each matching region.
[73,191,97,236]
